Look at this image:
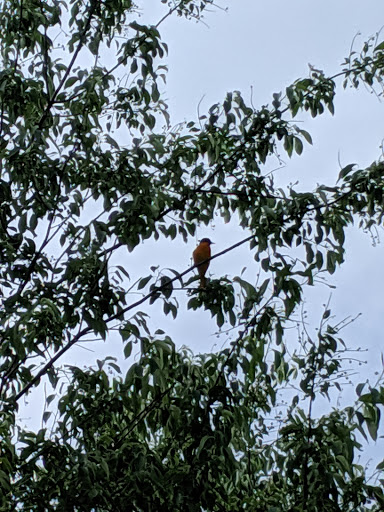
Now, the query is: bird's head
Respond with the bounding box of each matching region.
[200,238,214,245]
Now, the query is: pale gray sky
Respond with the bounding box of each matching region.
[21,2,384,466]
[137,0,384,365]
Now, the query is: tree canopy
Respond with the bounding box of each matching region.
[1,0,384,510]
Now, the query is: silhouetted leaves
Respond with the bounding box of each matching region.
[0,1,384,510]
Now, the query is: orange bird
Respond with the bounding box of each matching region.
[193,238,214,288]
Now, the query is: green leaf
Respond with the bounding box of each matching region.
[356,382,366,396]
[294,137,303,155]
[338,163,356,181]
[100,458,110,479]
[138,275,152,290]
[46,394,56,406]
[300,129,313,145]
[65,76,78,88]
[124,341,132,358]
[105,134,120,150]
[131,59,138,73]
[42,411,52,424]
[196,435,212,458]
[374,41,384,52]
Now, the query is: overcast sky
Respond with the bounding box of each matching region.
[21,1,384,465]
[137,0,384,368]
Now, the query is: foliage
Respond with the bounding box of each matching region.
[0,0,384,510]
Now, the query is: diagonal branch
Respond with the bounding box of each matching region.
[14,233,256,402]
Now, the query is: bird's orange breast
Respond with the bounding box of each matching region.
[193,242,211,265]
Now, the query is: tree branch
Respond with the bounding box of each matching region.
[37,0,97,130]
[14,233,256,402]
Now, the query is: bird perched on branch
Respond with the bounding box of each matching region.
[193,238,214,288]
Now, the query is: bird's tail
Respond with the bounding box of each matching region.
[199,276,207,288]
